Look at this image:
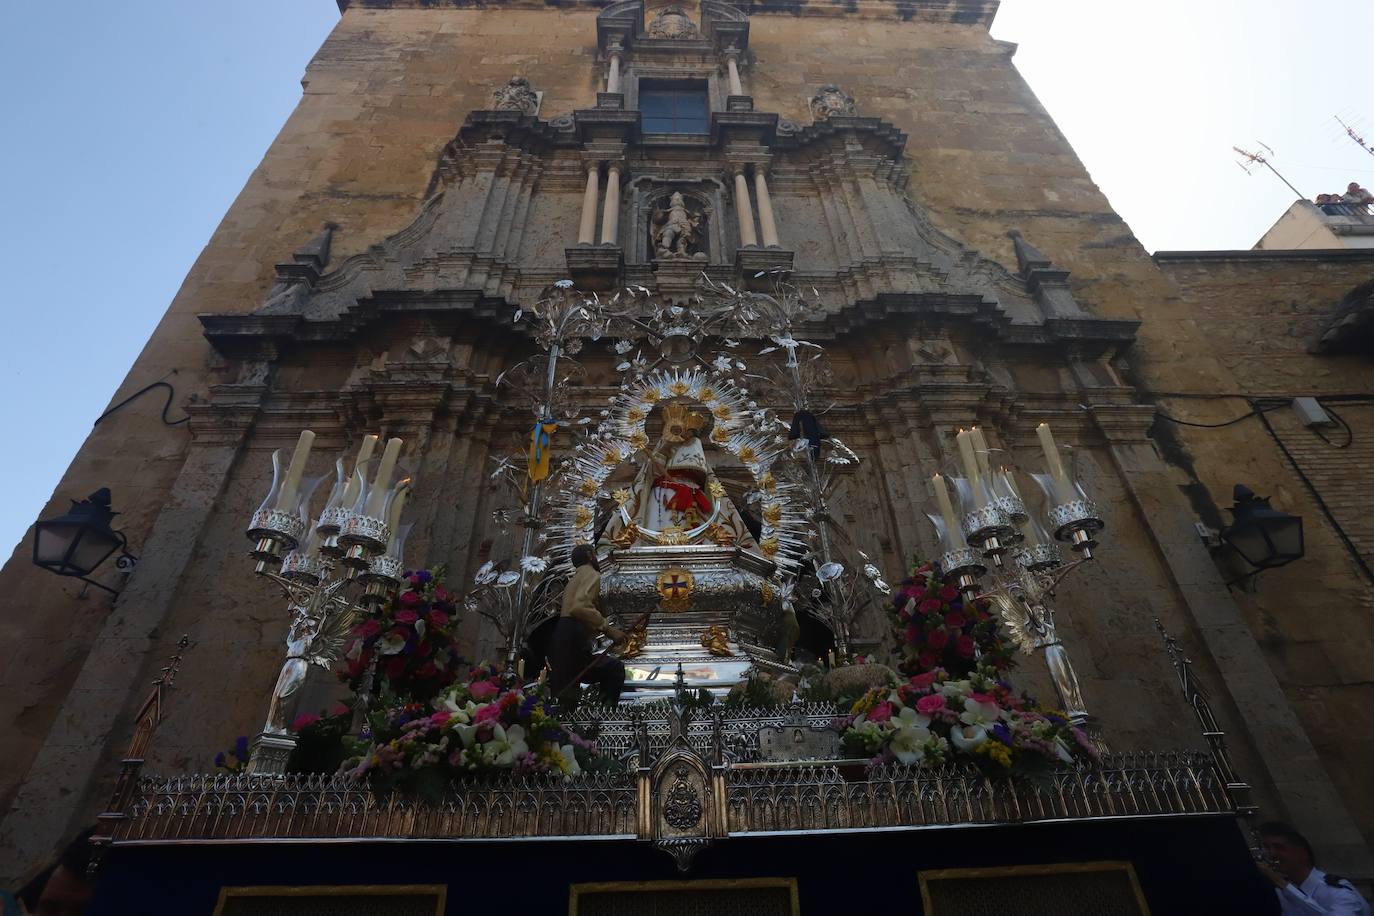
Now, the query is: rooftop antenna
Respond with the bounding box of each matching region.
[1233,142,1307,200]
[1334,115,1374,159]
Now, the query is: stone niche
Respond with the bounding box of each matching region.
[628,179,728,265]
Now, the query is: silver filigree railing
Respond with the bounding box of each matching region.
[109,751,1232,845]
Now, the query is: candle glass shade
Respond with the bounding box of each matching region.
[359,523,413,601]
[991,470,1029,528]
[247,448,306,562]
[928,513,986,599]
[317,458,377,557]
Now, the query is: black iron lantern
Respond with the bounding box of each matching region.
[1220,484,1304,571]
[32,488,127,581]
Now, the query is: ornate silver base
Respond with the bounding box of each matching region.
[246,731,297,776]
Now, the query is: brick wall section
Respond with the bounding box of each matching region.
[1155,250,1374,848]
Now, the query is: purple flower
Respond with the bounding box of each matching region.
[233,736,249,761]
[416,570,433,584]
[214,751,226,768]
[992,723,1013,746]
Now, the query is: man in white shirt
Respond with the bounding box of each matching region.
[1259,821,1370,916]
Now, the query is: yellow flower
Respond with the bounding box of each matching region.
[697,387,716,403]
[712,404,732,420]
[627,406,646,422]
[737,445,757,463]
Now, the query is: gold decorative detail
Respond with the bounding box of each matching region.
[707,479,725,500]
[629,430,650,450]
[668,379,690,397]
[710,426,730,445]
[662,402,707,443]
[737,445,757,463]
[657,525,688,546]
[712,404,732,421]
[643,388,662,403]
[612,520,640,549]
[619,618,649,659]
[700,625,733,657]
[613,488,633,506]
[656,566,695,612]
[762,502,782,524]
[761,581,775,603]
[627,406,646,423]
[696,386,716,403]
[602,449,623,467]
[704,523,736,547]
[759,536,779,558]
[758,471,777,493]
[574,506,594,528]
[579,478,600,497]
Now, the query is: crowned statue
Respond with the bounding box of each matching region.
[599,402,759,553]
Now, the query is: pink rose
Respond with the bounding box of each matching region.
[944,612,966,629]
[969,692,996,705]
[468,679,500,701]
[917,651,937,669]
[926,627,950,650]
[938,585,959,602]
[955,635,976,658]
[395,609,419,624]
[329,703,351,717]
[291,712,321,732]
[474,703,502,726]
[915,694,946,715]
[399,590,422,607]
[904,624,920,644]
[385,657,407,679]
[430,710,452,726]
[910,671,938,690]
[434,586,452,602]
[429,610,449,626]
[919,598,942,614]
[867,702,893,723]
[357,619,382,639]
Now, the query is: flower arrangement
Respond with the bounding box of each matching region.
[344,665,615,799]
[340,567,463,704]
[890,561,1014,678]
[839,666,1100,774]
[213,735,250,774]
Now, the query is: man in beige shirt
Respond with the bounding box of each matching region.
[548,545,626,708]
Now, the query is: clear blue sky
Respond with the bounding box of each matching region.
[1,0,1372,556]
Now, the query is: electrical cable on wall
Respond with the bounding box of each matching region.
[93,370,189,427]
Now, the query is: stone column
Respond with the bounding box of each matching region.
[578,161,600,245]
[724,49,744,96]
[600,162,622,245]
[607,46,624,93]
[732,165,758,248]
[753,166,780,248]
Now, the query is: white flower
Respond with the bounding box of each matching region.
[474,561,498,585]
[554,279,574,288]
[959,697,1003,729]
[712,353,733,373]
[520,555,548,574]
[453,722,477,749]
[950,724,988,752]
[817,562,844,582]
[496,570,521,588]
[559,744,582,776]
[413,618,426,640]
[441,697,479,723]
[483,723,529,767]
[614,339,635,354]
[376,632,407,656]
[889,706,934,765]
[939,679,973,700]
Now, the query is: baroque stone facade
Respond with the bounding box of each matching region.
[1,0,1371,889]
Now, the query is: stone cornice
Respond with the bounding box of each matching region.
[1153,248,1374,264]
[336,0,999,26]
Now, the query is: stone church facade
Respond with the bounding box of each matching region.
[2,0,1372,891]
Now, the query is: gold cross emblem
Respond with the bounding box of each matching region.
[656,566,695,613]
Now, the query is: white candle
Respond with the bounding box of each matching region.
[385,479,411,533]
[364,437,403,518]
[955,430,987,508]
[339,434,379,509]
[932,474,961,538]
[517,659,526,680]
[1036,423,1069,487]
[970,426,992,476]
[274,430,316,513]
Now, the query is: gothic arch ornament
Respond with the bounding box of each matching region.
[554,366,807,576]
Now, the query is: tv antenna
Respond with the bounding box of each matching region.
[1233,142,1306,200]
[1335,115,1374,159]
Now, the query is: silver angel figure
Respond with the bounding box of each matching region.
[262,578,356,735]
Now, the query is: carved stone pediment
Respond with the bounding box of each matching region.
[491,76,540,115]
[647,5,700,39]
[810,84,857,121]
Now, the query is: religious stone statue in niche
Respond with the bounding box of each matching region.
[650,191,707,260]
[647,5,700,39]
[491,76,540,115]
[809,84,857,121]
